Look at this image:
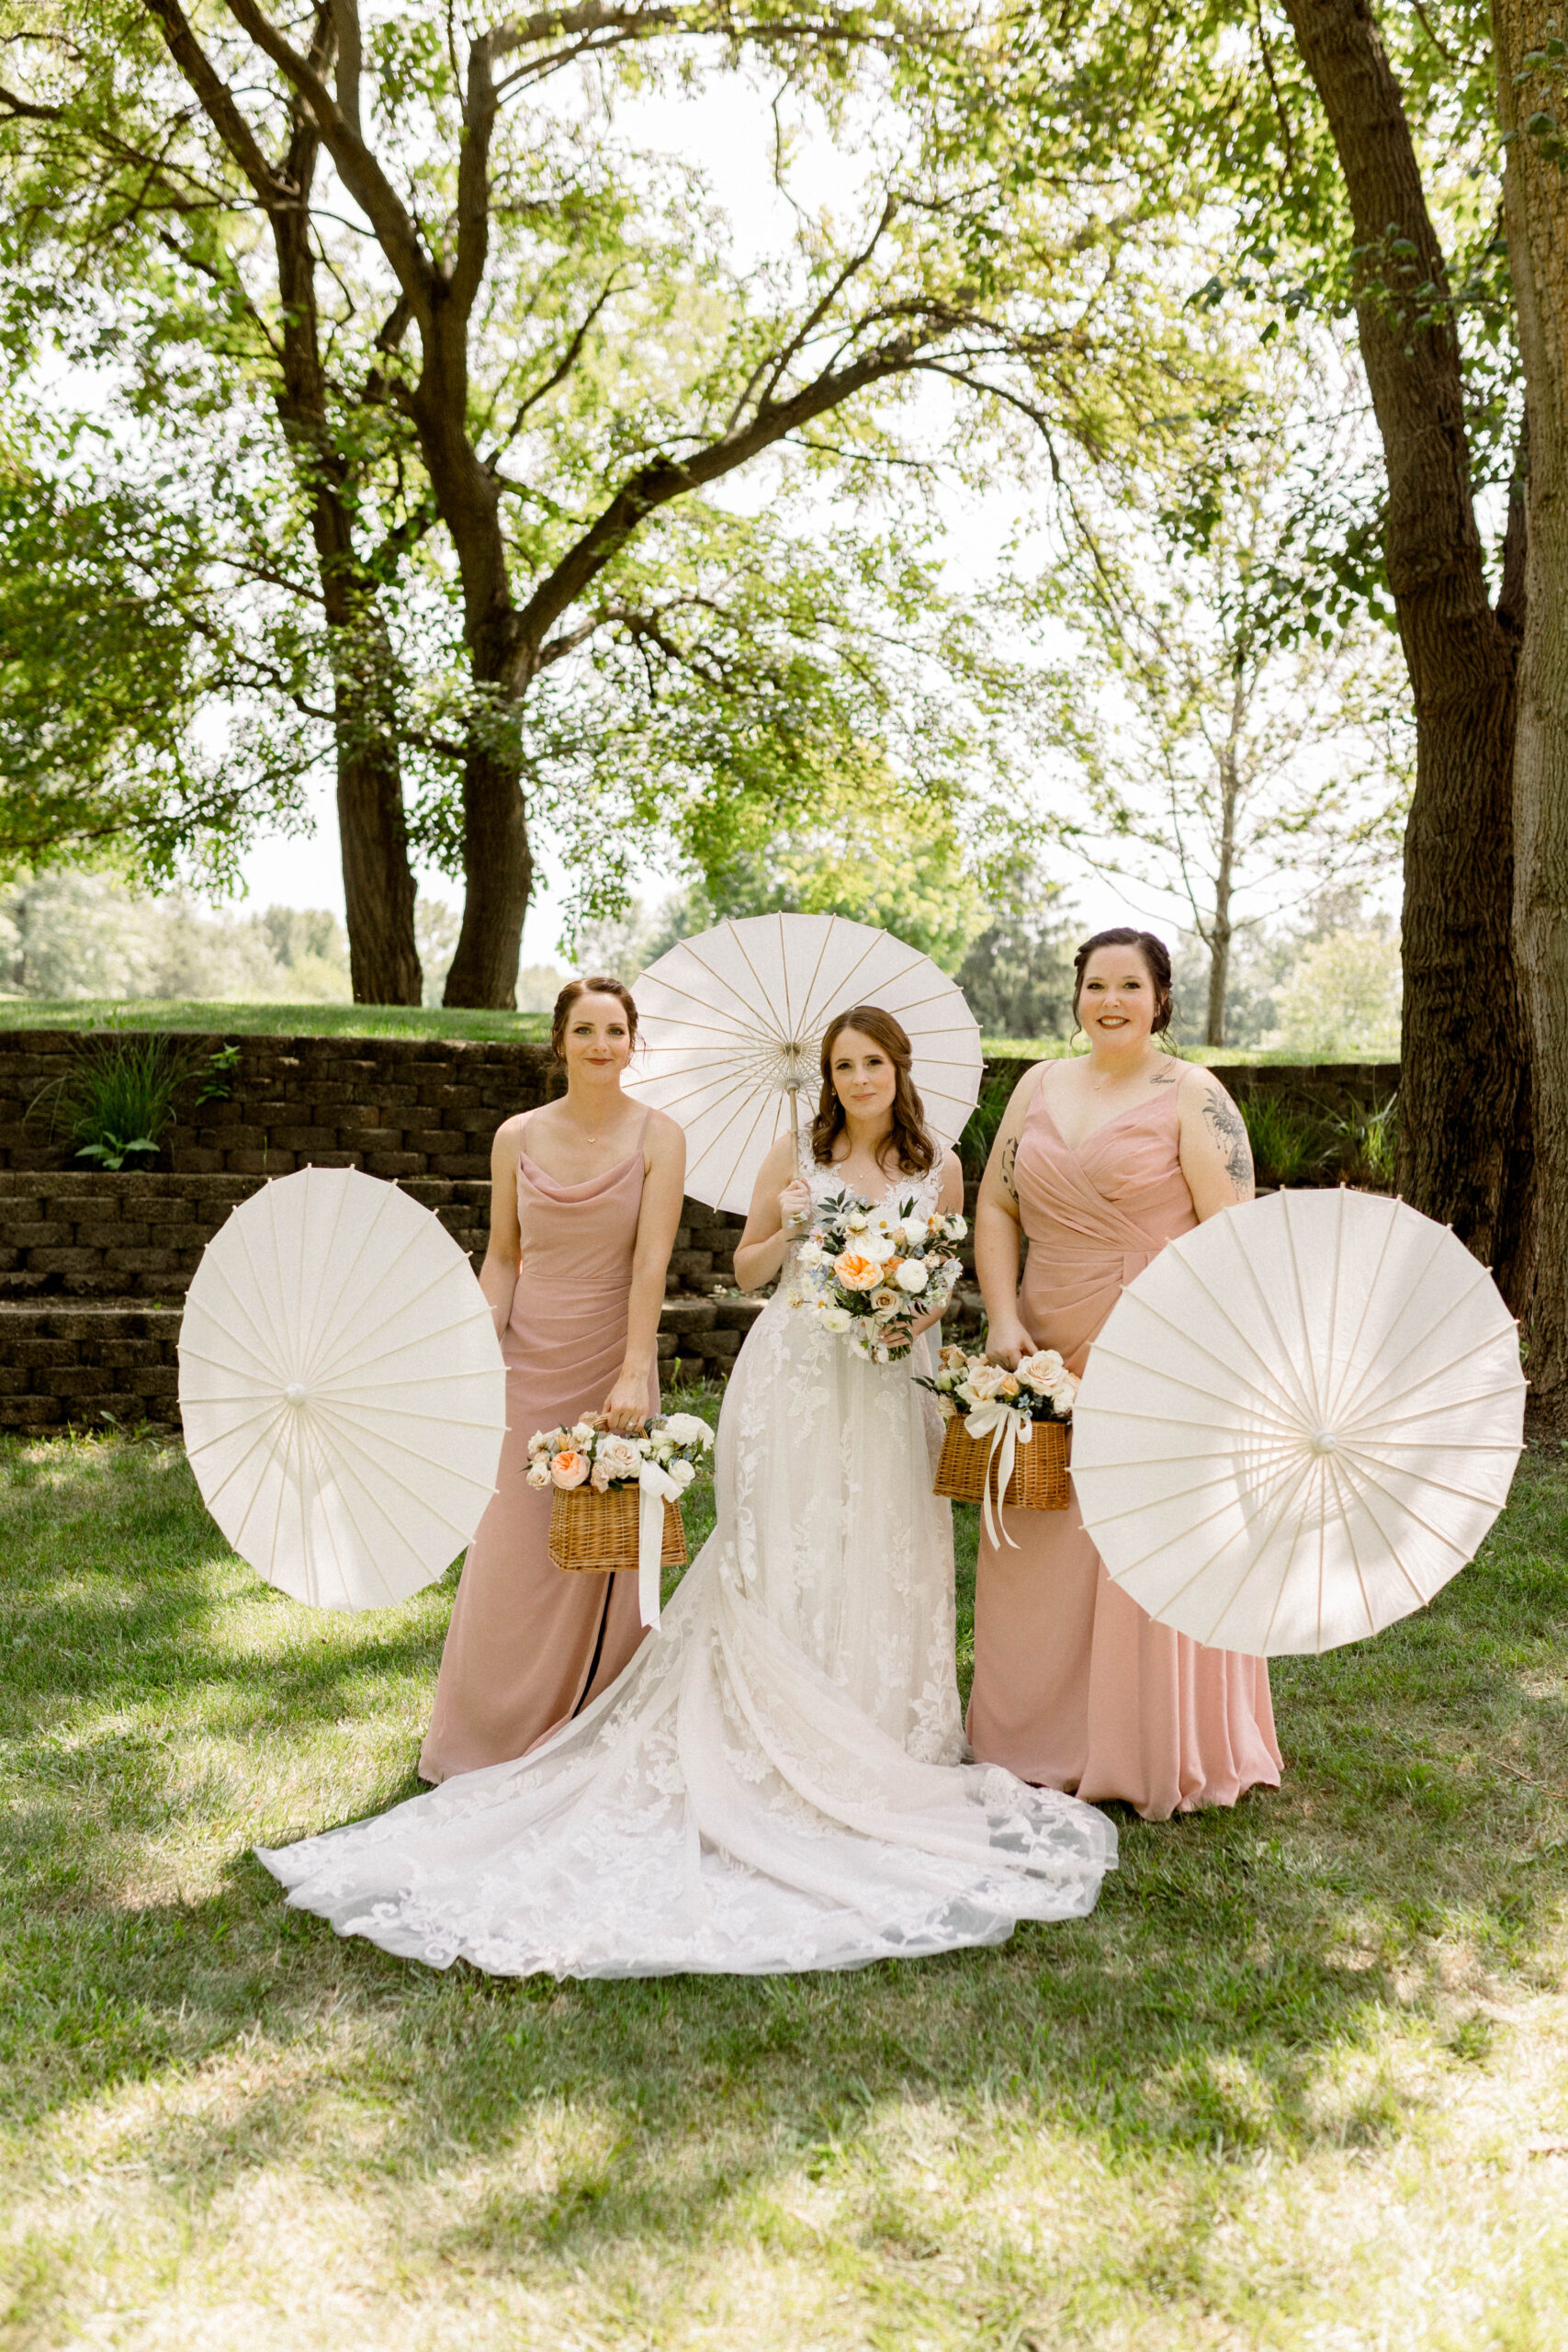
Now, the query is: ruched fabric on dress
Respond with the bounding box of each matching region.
[260,1159,1116,1979]
[966,1080,1282,1822]
[416,1114,655,1784]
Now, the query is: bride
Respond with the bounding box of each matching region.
[258,1005,1116,1975]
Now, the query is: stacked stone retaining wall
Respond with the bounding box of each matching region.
[0,1030,1398,1434]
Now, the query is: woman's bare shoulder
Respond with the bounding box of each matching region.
[754,1131,799,1183]
[642,1105,687,1159]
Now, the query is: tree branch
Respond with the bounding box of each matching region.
[508,324,939,680]
[219,0,436,317]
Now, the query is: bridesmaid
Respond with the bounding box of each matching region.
[418,977,686,1783]
[967,925,1281,1821]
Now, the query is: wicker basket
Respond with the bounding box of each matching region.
[548,1482,689,1574]
[933,1412,1070,1511]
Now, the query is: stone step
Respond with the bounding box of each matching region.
[0,1289,769,1433]
[0,1169,748,1302]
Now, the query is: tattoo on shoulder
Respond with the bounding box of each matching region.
[1201,1092,1254,1193]
[1149,1067,1179,1087]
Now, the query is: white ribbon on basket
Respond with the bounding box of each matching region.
[963,1399,1035,1552]
[636,1460,683,1632]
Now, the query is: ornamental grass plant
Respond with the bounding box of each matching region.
[28,1029,201,1169]
[2,1391,1566,2347]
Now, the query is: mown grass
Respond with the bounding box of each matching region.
[0,1000,556,1045]
[1,1418,1566,2348]
[0,1001,1345,1067]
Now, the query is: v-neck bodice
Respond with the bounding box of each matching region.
[1014,1077,1197,1374]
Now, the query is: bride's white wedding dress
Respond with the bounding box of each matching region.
[258,1160,1116,1975]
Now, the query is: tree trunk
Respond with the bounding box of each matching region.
[144,0,424,1003]
[1496,3,1568,1422]
[1205,911,1231,1047]
[1281,0,1530,1299]
[337,727,422,1004]
[270,112,422,1006]
[442,743,534,1007]
[1206,730,1240,1047]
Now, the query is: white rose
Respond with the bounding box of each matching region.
[846,1210,868,1231]
[964,1360,1010,1403]
[1018,1349,1066,1395]
[670,1457,697,1488]
[898,1216,931,1250]
[526,1430,550,1458]
[1050,1379,1077,1415]
[945,1213,969,1240]
[895,1258,930,1294]
[525,1459,551,1488]
[571,1420,595,1445]
[595,1434,646,1485]
[821,1306,855,1333]
[657,1413,710,1446]
[796,1240,827,1268]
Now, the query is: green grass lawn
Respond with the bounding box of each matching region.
[2,1413,1565,2349]
[0,999,556,1046]
[0,1000,1341,1066]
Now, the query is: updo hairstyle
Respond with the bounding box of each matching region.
[550,976,639,1068]
[1071,926,1174,1035]
[809,1004,936,1175]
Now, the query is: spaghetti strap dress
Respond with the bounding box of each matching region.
[966,1077,1282,1822]
[416,1110,656,1783]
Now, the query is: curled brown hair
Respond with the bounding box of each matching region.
[810,1005,936,1176]
[1071,926,1174,1035]
[550,976,639,1067]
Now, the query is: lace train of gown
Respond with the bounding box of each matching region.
[257,1168,1117,1977]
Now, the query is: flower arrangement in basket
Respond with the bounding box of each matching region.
[528,1412,715,1630]
[920,1345,1078,1545]
[789,1189,968,1362]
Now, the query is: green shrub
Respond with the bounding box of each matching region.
[958,1071,1015,1177]
[1238,1091,1329,1187]
[30,1032,198,1170]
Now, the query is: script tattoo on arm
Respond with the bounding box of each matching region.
[1202,1091,1255,1194]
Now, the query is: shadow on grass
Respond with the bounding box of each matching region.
[3,1432,1567,2274]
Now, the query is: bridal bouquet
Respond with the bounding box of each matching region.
[792,1190,967,1362]
[529,1413,715,1629]
[922,1344,1077,1538]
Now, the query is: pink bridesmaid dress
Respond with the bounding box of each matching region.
[418,1111,657,1783]
[966,1078,1282,1821]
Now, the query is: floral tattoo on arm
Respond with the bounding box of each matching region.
[999,1134,1019,1204]
[1202,1092,1254,1194]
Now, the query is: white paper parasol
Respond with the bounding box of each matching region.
[178,1167,506,1611]
[1070,1189,1526,1656]
[622,912,984,1214]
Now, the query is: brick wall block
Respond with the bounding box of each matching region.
[104,1248,182,1275]
[6,1223,75,1249]
[268,1126,342,1155]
